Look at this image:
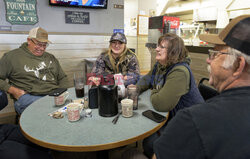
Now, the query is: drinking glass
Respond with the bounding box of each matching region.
[127,86,139,110]
[74,72,85,98]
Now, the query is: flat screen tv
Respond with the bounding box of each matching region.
[49,0,108,9]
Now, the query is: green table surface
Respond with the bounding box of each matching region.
[20,87,168,152]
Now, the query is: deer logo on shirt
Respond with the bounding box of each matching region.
[24,61,54,81]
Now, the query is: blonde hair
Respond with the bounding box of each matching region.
[108,44,129,73]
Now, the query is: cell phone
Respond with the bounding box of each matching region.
[48,88,67,96]
[142,110,166,123]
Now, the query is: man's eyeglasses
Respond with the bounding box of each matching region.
[208,49,230,60]
[31,39,49,48]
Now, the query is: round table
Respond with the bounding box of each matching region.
[20,88,168,152]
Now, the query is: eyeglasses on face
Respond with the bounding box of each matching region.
[208,49,230,60]
[31,39,49,48]
[157,44,167,49]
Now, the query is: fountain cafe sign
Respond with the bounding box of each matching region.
[4,0,38,25]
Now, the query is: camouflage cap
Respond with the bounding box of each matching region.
[109,32,127,44]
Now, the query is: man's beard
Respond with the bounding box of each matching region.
[207,65,211,73]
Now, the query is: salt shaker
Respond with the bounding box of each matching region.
[85,109,92,118]
[83,97,89,109]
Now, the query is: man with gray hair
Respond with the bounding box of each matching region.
[152,15,250,159]
[0,27,69,114]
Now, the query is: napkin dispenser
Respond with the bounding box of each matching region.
[88,86,98,109]
[98,84,118,117]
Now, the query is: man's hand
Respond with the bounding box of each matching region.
[152,154,157,159]
[7,86,26,100]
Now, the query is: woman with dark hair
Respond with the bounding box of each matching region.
[137,33,203,117]
[135,33,204,158]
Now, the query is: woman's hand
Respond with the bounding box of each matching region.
[124,75,133,81]
[87,76,101,86]
[127,84,137,89]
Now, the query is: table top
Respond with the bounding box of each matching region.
[20,88,168,152]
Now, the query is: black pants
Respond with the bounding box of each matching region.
[142,123,167,158]
[0,124,52,159]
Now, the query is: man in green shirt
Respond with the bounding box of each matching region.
[0,27,69,114]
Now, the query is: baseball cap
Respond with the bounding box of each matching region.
[199,15,250,54]
[28,27,51,43]
[109,32,127,44]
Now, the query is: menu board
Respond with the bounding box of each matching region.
[65,11,89,24]
[137,15,149,35]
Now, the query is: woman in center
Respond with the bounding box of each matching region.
[90,32,140,86]
[135,33,204,158]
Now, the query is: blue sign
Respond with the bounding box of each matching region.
[113,29,124,34]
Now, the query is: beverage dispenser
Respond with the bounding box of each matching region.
[98,75,118,117]
[146,15,180,68]
[148,15,180,43]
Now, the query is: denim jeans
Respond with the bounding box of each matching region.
[14,94,44,115]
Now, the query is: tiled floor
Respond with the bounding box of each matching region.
[52,141,143,159]
[52,151,97,159]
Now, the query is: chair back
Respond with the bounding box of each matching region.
[198,78,219,100]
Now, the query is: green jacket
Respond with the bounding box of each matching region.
[0,42,69,95]
[136,61,190,112]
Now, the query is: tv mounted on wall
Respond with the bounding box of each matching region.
[49,0,108,9]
